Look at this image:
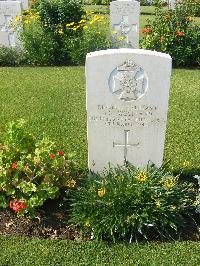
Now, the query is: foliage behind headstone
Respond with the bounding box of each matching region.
[140,3,200,67]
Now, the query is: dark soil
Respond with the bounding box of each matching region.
[0,199,82,240]
[0,198,199,242]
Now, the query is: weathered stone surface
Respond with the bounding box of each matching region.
[86,49,172,172]
[0,0,29,10]
[0,1,22,47]
[110,0,140,48]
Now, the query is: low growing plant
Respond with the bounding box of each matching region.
[0,120,78,218]
[140,3,200,67]
[0,46,27,66]
[70,162,197,242]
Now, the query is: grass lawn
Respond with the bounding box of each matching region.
[0,67,199,171]
[0,236,200,266]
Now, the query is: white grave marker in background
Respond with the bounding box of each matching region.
[0,1,21,47]
[110,0,140,48]
[169,0,176,10]
[86,49,172,172]
[0,0,29,10]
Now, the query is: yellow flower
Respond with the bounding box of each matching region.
[79,19,87,24]
[96,31,101,35]
[72,25,80,31]
[58,29,64,35]
[164,177,177,190]
[112,30,118,35]
[156,200,161,208]
[183,160,190,168]
[84,221,91,228]
[15,16,21,22]
[118,36,125,41]
[83,25,88,30]
[66,22,75,27]
[24,20,31,24]
[98,188,106,197]
[66,179,76,188]
[136,171,147,182]
[34,156,41,165]
[93,15,101,22]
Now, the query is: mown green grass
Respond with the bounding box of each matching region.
[0,67,199,171]
[0,236,200,266]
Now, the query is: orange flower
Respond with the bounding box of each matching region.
[145,27,152,33]
[141,27,152,34]
[49,154,55,160]
[177,31,184,37]
[57,150,64,156]
[11,162,17,169]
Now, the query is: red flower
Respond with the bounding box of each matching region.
[11,162,17,169]
[9,200,13,209]
[10,199,27,213]
[145,27,152,33]
[57,150,64,156]
[49,154,55,160]
[141,27,152,33]
[177,31,184,37]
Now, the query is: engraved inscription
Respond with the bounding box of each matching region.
[88,104,163,128]
[109,60,148,101]
[112,3,137,14]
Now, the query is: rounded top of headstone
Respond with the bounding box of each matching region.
[86,49,172,61]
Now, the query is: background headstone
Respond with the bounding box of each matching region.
[0,0,29,10]
[0,1,22,47]
[110,0,140,48]
[169,0,176,9]
[86,49,172,172]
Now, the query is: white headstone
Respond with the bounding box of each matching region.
[110,0,140,48]
[86,49,172,172]
[0,0,29,10]
[169,0,176,9]
[0,1,21,47]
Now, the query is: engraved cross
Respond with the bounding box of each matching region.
[113,16,137,36]
[113,130,139,162]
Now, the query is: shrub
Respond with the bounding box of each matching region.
[67,12,110,65]
[20,0,85,65]
[19,1,110,65]
[183,0,200,17]
[70,163,196,242]
[140,4,200,67]
[0,120,78,218]
[0,46,27,66]
[20,14,58,65]
[90,0,111,4]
